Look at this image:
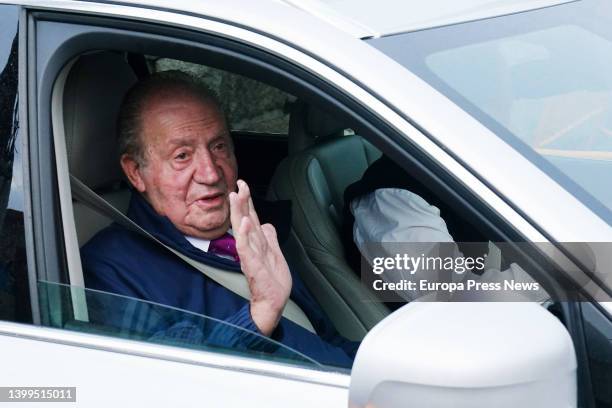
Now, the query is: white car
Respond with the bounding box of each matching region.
[0,0,610,407]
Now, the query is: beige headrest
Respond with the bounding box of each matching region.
[63,52,137,189]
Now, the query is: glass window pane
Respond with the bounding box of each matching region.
[424,25,612,206]
[38,281,322,368]
[370,0,612,222]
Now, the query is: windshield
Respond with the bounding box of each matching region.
[370,0,612,223]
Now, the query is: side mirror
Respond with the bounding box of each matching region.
[349,302,576,408]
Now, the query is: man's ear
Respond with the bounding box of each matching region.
[120,154,146,193]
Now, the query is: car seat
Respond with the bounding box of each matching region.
[62,51,137,246]
[267,101,389,340]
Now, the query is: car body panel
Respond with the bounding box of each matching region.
[280,0,577,38]
[0,0,609,406]
[0,321,349,406]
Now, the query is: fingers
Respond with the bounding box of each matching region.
[247,193,260,227]
[231,180,261,228]
[238,180,261,227]
[231,180,267,250]
[241,215,267,252]
[235,215,251,255]
[237,180,250,221]
[248,198,260,227]
[261,223,281,254]
[229,191,242,233]
[231,180,277,278]
[261,223,292,289]
[229,180,250,232]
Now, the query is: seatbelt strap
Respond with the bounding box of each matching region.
[70,175,316,334]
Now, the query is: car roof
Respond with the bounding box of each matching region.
[279,0,576,37]
[86,0,577,38]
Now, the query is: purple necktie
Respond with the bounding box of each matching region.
[209,233,240,263]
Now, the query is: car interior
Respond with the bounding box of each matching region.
[59,51,391,341]
[54,50,538,344]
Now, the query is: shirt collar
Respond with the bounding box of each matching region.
[185,229,234,253]
[184,236,211,252]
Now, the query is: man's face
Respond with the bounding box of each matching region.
[122,91,238,240]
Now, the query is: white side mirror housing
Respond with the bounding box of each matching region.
[349,302,576,408]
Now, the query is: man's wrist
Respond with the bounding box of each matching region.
[249,301,283,337]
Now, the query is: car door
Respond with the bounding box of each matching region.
[1,1,610,407]
[2,283,349,407]
[0,3,352,406]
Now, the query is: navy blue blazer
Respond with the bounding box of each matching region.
[81,192,358,368]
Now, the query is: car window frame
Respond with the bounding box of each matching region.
[34,8,600,300]
[31,10,543,278]
[0,4,35,325]
[29,10,366,381]
[21,2,605,391]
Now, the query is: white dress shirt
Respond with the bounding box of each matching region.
[185,229,235,261]
[185,236,211,252]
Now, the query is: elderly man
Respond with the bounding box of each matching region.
[81,72,357,367]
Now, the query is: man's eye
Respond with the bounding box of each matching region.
[175,152,189,161]
[211,142,228,153]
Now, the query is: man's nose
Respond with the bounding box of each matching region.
[193,151,222,185]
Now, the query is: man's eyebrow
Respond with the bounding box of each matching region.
[165,137,194,148]
[163,132,230,150]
